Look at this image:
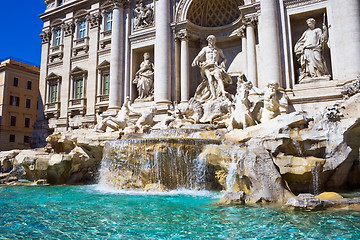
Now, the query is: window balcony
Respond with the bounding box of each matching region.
[45,101,61,118]
[68,97,87,115]
[49,44,64,62]
[73,37,89,56]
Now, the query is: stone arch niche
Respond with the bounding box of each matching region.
[175,0,246,98]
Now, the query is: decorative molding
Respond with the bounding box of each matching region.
[284,0,325,8]
[40,30,52,44]
[86,13,101,29]
[341,76,360,99]
[61,22,75,36]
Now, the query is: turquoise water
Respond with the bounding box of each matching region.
[1,185,360,239]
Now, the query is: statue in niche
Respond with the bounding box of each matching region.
[133,52,154,101]
[260,81,288,123]
[228,76,256,131]
[294,17,329,83]
[191,35,232,102]
[133,1,154,29]
[94,97,131,132]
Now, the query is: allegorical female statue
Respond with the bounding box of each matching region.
[133,52,154,101]
[294,17,329,82]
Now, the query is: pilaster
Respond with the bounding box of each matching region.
[38,29,51,122]
[59,21,74,128]
[86,12,101,120]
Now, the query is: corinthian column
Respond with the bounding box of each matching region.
[245,17,258,86]
[179,30,190,103]
[108,0,125,112]
[154,0,171,104]
[329,0,360,80]
[259,0,282,86]
[237,26,247,76]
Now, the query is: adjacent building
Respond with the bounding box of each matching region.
[0,59,40,150]
[38,0,360,132]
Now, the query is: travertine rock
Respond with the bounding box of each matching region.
[200,144,294,203]
[285,194,333,211]
[219,191,246,204]
[315,192,343,200]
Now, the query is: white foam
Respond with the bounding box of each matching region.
[90,184,222,198]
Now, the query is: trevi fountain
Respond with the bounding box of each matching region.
[1,0,360,238]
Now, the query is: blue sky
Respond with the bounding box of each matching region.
[0,1,46,66]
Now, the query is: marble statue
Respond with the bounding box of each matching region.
[260,81,288,123]
[133,52,154,101]
[192,35,232,101]
[228,76,256,131]
[133,1,154,29]
[136,106,157,129]
[94,98,131,132]
[294,17,329,82]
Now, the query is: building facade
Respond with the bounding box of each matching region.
[39,0,360,131]
[0,59,40,150]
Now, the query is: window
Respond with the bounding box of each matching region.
[24,117,31,128]
[58,0,63,6]
[106,12,113,31]
[49,83,58,103]
[10,116,16,126]
[79,20,86,39]
[54,28,61,46]
[75,78,83,99]
[10,96,20,106]
[103,73,110,95]
[9,135,15,143]
[26,98,31,108]
[27,81,33,90]
[24,136,30,143]
[13,77,19,87]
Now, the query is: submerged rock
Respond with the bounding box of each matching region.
[285,192,360,211]
[285,194,333,211]
[315,192,343,201]
[219,191,246,204]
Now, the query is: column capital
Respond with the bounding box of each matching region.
[176,30,190,41]
[86,12,101,29]
[111,0,128,9]
[61,22,75,37]
[40,30,51,44]
[243,15,258,27]
[235,25,246,38]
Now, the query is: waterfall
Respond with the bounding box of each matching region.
[99,138,220,191]
[226,150,246,192]
[311,162,321,195]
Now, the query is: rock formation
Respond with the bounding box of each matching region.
[1,89,360,207]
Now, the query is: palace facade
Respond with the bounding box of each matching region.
[38,0,360,131]
[0,59,40,150]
